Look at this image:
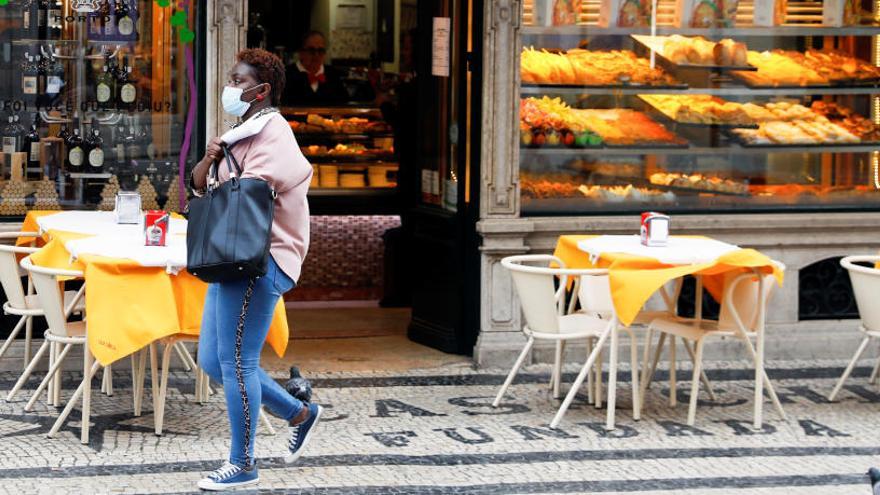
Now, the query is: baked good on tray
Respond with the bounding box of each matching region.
[810,101,880,141]
[731,120,859,145]
[660,35,747,66]
[521,47,677,86]
[739,51,827,86]
[640,94,752,125]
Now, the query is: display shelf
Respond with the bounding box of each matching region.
[296,133,394,141]
[520,143,880,157]
[520,85,880,96]
[68,172,113,179]
[305,155,397,164]
[521,25,880,37]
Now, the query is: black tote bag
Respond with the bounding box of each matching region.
[186,144,276,283]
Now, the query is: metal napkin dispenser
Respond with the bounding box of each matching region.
[114,191,142,224]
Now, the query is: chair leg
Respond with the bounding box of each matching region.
[586,338,594,405]
[259,408,276,435]
[639,328,655,399]
[155,343,173,436]
[736,334,786,420]
[869,349,880,385]
[828,336,871,402]
[149,343,160,427]
[669,336,677,407]
[6,341,49,402]
[131,353,140,415]
[173,342,194,372]
[606,328,619,430]
[492,337,535,407]
[687,338,706,426]
[101,364,113,396]
[551,327,613,429]
[594,348,604,409]
[47,340,57,406]
[23,316,33,370]
[52,342,62,406]
[81,346,94,444]
[135,348,148,416]
[48,360,100,440]
[552,340,563,399]
[0,315,29,362]
[641,332,666,400]
[25,343,73,411]
[683,339,716,401]
[627,329,641,421]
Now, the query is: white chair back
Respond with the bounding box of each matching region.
[21,257,84,338]
[577,274,614,316]
[502,255,564,334]
[840,256,880,333]
[718,265,783,332]
[0,233,39,309]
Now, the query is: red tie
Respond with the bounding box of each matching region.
[308,72,326,86]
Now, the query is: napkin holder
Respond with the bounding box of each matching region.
[640,212,670,247]
[114,191,142,224]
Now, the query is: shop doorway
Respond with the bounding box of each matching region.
[243,0,479,355]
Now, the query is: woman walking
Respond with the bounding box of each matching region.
[189,48,321,491]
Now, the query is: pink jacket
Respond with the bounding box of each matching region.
[215,112,312,282]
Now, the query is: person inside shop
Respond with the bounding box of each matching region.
[190,48,322,491]
[284,30,348,106]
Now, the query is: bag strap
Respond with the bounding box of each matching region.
[220,143,244,178]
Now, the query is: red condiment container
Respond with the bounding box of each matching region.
[144,210,169,246]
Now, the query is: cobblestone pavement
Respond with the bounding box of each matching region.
[0,358,878,494]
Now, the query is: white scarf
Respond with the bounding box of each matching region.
[220,111,279,147]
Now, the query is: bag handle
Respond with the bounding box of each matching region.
[221,143,243,178]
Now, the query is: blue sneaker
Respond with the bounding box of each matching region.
[197,461,259,491]
[285,403,323,464]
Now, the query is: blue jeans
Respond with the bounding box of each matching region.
[198,256,304,467]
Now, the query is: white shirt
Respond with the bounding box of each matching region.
[296,61,325,92]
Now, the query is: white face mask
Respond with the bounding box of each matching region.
[221,83,265,117]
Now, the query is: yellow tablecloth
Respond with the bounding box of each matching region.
[20,211,289,366]
[553,235,784,327]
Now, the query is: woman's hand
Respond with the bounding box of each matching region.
[204,137,225,163]
[192,137,226,191]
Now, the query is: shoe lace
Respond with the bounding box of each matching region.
[209,462,241,481]
[288,424,301,449]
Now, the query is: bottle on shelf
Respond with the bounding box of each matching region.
[96,65,116,107]
[48,0,63,39]
[115,0,135,37]
[21,54,38,101]
[66,128,85,170]
[37,0,50,39]
[113,125,127,167]
[2,116,22,154]
[34,54,47,98]
[45,53,64,104]
[86,127,104,170]
[23,118,42,172]
[118,66,137,106]
[125,125,140,162]
[21,0,38,38]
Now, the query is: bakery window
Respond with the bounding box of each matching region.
[519,0,880,215]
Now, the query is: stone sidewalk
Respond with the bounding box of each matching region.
[0,358,878,494]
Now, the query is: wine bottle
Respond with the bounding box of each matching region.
[87,128,104,170]
[115,0,134,37]
[37,0,50,39]
[118,66,136,105]
[22,0,38,38]
[35,55,47,97]
[24,120,41,170]
[66,128,84,169]
[48,0,63,39]
[21,55,38,100]
[125,125,140,162]
[45,54,64,104]
[2,116,21,154]
[112,125,126,166]
[96,65,115,107]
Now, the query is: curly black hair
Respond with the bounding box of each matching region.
[236,48,286,105]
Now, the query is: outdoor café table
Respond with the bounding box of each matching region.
[17,210,289,367]
[552,234,784,424]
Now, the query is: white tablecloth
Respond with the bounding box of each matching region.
[37,211,187,237]
[577,235,740,266]
[37,211,188,270]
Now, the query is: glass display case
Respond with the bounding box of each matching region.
[518,0,880,215]
[0,0,198,215]
[281,106,400,214]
